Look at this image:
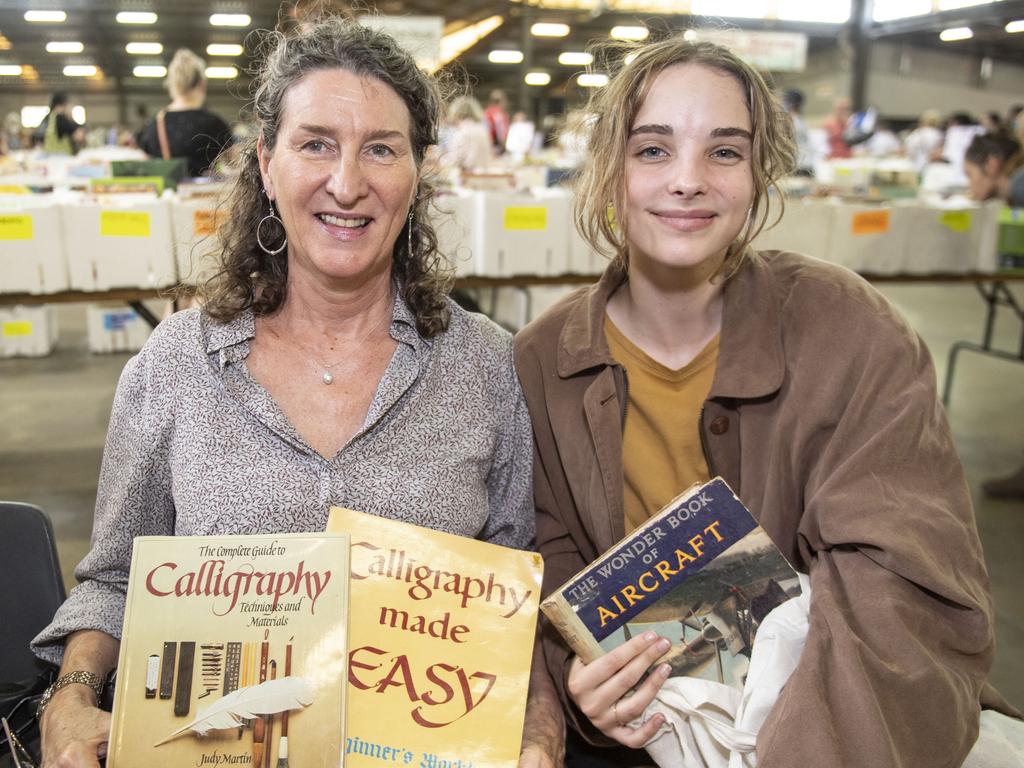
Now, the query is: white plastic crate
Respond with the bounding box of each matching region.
[826,201,912,274]
[0,305,57,357]
[64,196,177,290]
[171,197,223,286]
[0,195,70,294]
[430,190,480,277]
[477,190,571,276]
[893,201,1001,274]
[86,301,163,353]
[753,197,835,260]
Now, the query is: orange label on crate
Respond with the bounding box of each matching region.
[192,209,223,237]
[2,321,33,337]
[100,211,151,238]
[504,206,547,231]
[939,211,971,233]
[851,210,889,235]
[0,214,32,239]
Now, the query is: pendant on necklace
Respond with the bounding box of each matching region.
[322,371,333,385]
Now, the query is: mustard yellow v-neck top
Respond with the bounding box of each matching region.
[604,316,719,534]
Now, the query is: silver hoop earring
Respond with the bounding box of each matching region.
[257,195,287,255]
[406,211,414,259]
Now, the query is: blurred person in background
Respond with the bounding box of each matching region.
[781,89,812,175]
[136,48,232,177]
[443,95,493,172]
[505,110,537,161]
[31,92,85,155]
[822,97,852,158]
[859,118,901,157]
[963,131,1024,500]
[483,88,510,152]
[980,111,1006,136]
[904,108,945,174]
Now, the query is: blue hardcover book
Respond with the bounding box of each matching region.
[540,477,802,686]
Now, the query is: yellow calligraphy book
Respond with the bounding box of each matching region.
[326,507,543,768]
[107,533,349,768]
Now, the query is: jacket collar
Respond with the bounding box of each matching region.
[556,253,785,400]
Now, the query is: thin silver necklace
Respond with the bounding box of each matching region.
[291,310,392,386]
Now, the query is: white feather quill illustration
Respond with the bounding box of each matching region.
[154,676,314,746]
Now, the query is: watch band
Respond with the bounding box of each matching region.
[36,670,106,719]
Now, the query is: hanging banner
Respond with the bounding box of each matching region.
[697,30,808,72]
[358,15,444,72]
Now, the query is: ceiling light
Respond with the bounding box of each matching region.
[531,23,570,37]
[939,27,973,41]
[63,65,97,77]
[488,49,524,64]
[1006,20,1024,33]
[126,42,163,55]
[205,66,238,79]
[438,15,503,71]
[872,0,930,22]
[578,73,609,87]
[206,44,244,56]
[116,12,158,24]
[46,42,84,53]
[610,26,648,41]
[525,71,551,86]
[24,11,66,23]
[558,52,593,66]
[134,65,167,78]
[210,14,251,27]
[0,65,23,76]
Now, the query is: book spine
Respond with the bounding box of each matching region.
[540,594,603,664]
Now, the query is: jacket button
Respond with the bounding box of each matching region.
[710,416,730,435]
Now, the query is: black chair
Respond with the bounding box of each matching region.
[0,502,65,692]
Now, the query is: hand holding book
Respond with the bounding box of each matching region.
[566,631,670,748]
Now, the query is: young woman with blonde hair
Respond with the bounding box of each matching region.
[515,37,1016,766]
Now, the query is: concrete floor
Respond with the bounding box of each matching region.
[1,284,1022,709]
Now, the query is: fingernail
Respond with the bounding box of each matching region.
[658,638,671,652]
[644,631,657,642]
[659,664,672,677]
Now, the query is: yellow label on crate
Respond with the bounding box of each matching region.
[504,206,547,231]
[0,214,33,240]
[939,210,971,233]
[100,210,151,238]
[2,321,33,337]
[851,210,890,235]
[0,185,31,195]
[192,209,222,237]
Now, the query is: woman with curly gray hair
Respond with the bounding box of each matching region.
[33,17,552,767]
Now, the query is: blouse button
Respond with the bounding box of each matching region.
[710,416,730,435]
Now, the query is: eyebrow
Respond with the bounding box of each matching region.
[627,124,753,141]
[294,125,409,142]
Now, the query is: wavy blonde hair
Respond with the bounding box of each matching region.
[575,37,796,277]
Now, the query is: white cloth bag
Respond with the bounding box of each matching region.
[637,573,1023,768]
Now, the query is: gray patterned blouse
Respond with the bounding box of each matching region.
[33,295,534,663]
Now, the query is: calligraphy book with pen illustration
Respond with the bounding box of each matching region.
[106,533,349,768]
[326,507,544,768]
[541,478,801,687]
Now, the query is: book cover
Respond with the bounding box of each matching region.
[326,507,544,768]
[541,478,801,687]
[107,533,350,768]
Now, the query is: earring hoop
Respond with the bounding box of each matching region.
[257,192,287,255]
[406,211,414,260]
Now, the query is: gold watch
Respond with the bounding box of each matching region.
[36,671,106,719]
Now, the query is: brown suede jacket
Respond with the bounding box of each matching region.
[514,250,1017,768]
